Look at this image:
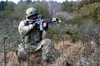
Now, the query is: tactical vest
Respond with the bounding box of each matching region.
[23,21,42,45]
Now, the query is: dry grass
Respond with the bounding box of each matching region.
[52,40,100,66]
[0,40,99,66]
[52,40,84,66]
[54,40,83,57]
[0,51,42,66]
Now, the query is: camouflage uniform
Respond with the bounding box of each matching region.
[18,20,53,65]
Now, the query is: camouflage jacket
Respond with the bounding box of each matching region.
[18,20,47,45]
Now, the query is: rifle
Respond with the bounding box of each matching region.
[26,15,62,31]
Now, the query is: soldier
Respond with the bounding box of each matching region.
[17,7,59,66]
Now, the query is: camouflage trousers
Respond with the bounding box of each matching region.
[17,39,54,63]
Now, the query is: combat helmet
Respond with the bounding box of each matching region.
[26,7,38,18]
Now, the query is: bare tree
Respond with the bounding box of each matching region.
[3,37,7,66]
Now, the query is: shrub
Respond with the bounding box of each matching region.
[74,2,100,23]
